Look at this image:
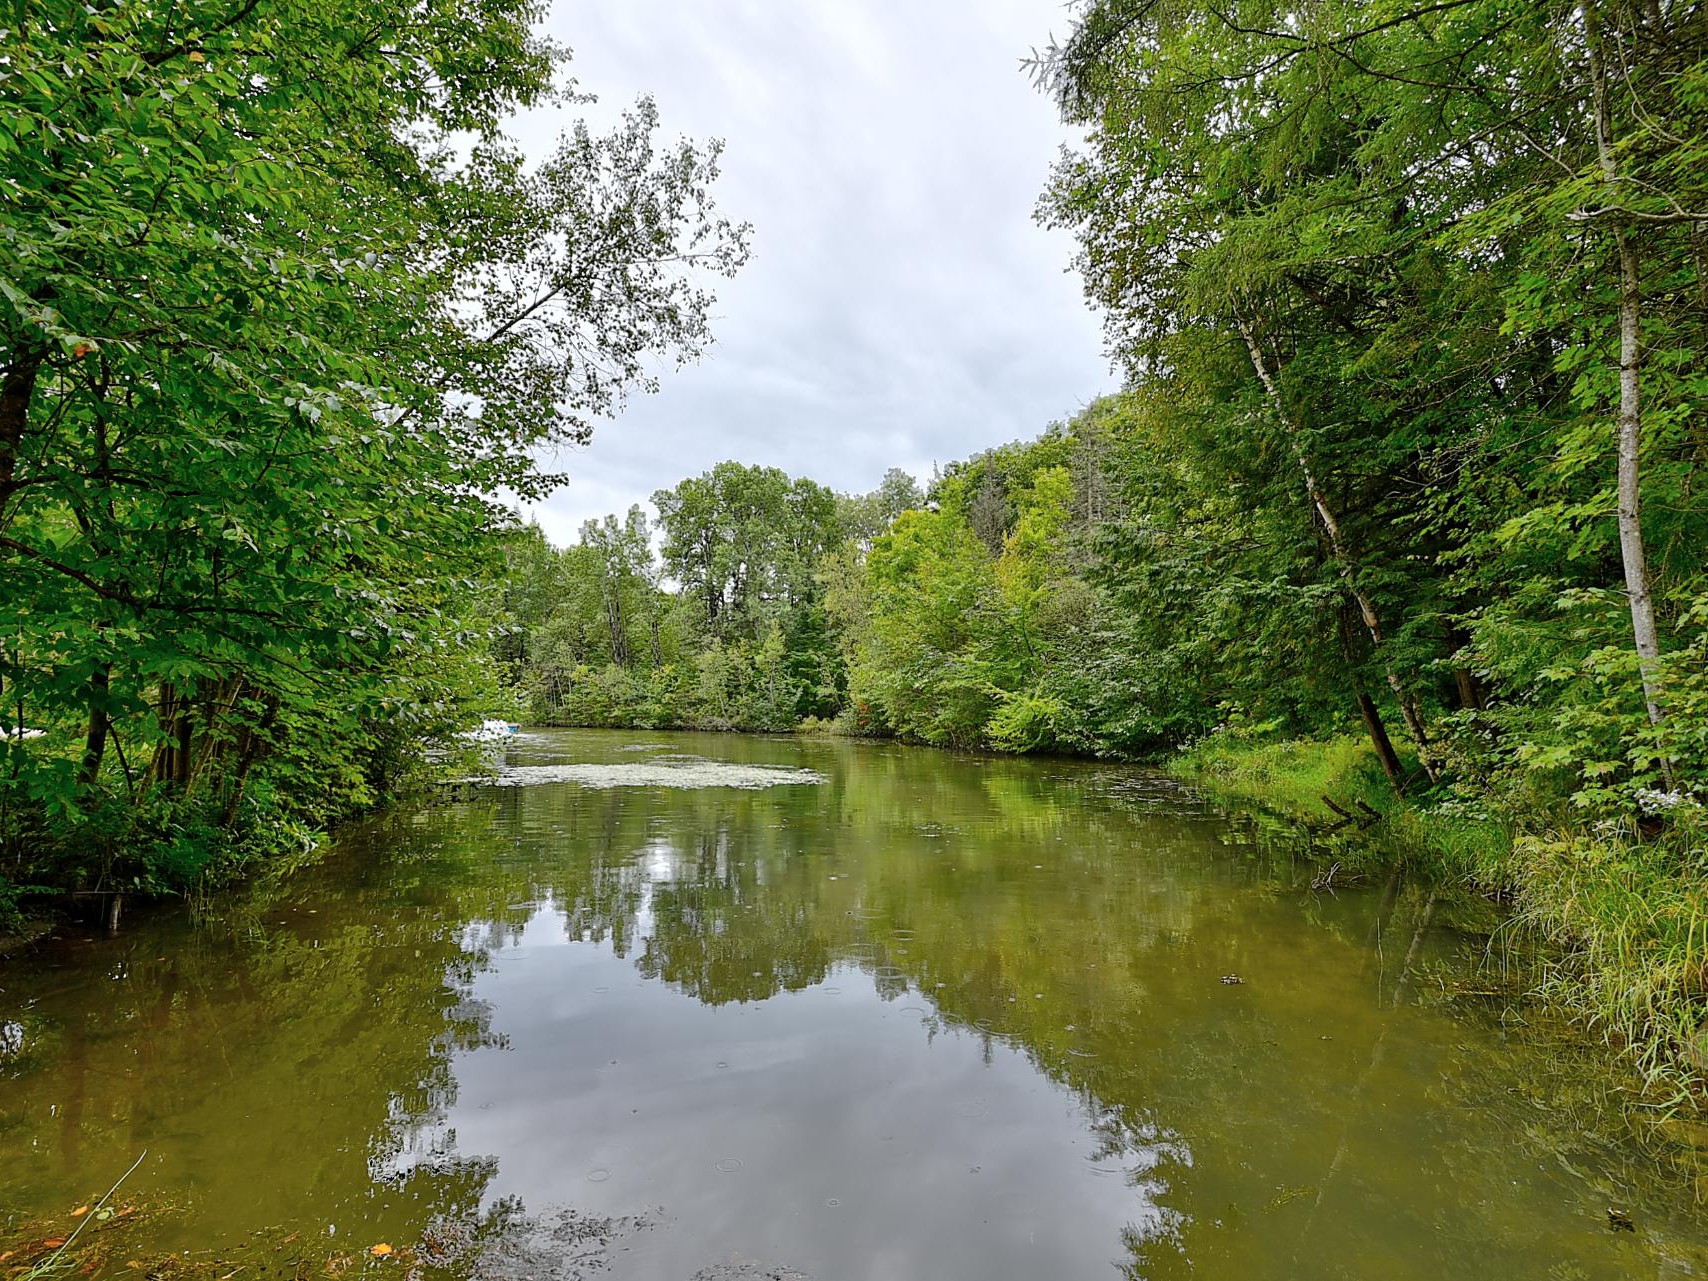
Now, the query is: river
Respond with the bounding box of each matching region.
[2,729,1704,1279]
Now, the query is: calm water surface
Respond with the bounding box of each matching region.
[3,730,1706,1279]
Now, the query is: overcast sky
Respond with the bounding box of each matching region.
[511,2,1113,546]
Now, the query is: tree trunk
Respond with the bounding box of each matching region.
[221,690,279,825]
[146,682,197,791]
[1437,622,1486,711]
[1582,0,1669,750]
[185,676,237,790]
[75,663,111,790]
[146,683,177,788]
[1355,687,1407,797]
[1451,666,1482,712]
[1341,608,1407,796]
[1615,228,1666,729]
[108,721,137,801]
[174,696,193,789]
[0,358,41,510]
[1238,319,1439,783]
[605,590,628,668]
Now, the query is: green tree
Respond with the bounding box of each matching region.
[0,0,748,893]
[654,462,840,642]
[838,468,925,547]
[1035,0,1708,805]
[580,507,657,670]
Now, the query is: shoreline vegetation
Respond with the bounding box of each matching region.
[0,3,750,926]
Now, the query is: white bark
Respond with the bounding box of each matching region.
[1582,0,1669,735]
[1615,231,1668,729]
[1238,320,1439,782]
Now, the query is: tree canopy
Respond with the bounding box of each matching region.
[0,0,747,897]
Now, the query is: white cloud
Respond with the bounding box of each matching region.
[512,1,1112,546]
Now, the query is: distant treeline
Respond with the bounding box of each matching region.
[508,339,1707,820]
[498,463,922,734]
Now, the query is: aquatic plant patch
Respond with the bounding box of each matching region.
[476,760,827,790]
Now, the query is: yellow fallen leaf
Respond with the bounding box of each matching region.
[71,1206,90,1217]
[368,1245,393,1257]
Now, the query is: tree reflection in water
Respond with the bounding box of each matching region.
[2,731,1703,1280]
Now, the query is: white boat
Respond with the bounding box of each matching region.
[461,719,521,743]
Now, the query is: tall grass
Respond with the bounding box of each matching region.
[1172,732,1397,819]
[1508,825,1708,1098]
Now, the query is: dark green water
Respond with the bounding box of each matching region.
[2,730,1705,1279]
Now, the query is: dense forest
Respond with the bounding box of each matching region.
[496,463,918,733]
[503,0,1708,819]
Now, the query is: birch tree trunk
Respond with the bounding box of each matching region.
[1238,319,1439,784]
[1581,0,1669,739]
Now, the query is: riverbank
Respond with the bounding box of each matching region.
[1173,731,1708,1097]
[0,726,498,944]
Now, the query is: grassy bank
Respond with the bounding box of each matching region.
[1175,732,1708,1098]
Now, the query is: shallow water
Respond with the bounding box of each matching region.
[3,730,1705,1280]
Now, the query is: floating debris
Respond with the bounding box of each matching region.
[690,1262,811,1281]
[1264,1186,1318,1212]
